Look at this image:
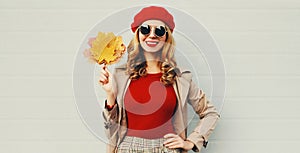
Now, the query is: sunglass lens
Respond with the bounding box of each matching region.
[140,25,150,35]
[155,26,166,37]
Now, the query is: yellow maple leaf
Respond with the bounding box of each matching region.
[87,32,126,65]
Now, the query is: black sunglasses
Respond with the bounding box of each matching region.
[139,24,167,37]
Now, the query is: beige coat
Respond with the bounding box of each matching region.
[102,64,220,153]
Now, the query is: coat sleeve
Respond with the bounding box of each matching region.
[102,103,120,149]
[185,74,220,152]
[102,70,120,147]
[102,102,119,137]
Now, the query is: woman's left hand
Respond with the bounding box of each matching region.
[163,133,194,151]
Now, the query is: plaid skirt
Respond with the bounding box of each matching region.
[117,136,182,153]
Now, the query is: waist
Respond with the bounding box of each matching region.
[126,118,175,139]
[118,136,181,153]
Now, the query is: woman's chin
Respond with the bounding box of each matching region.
[141,43,163,53]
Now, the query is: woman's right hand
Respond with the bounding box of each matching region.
[99,64,114,96]
[99,64,116,106]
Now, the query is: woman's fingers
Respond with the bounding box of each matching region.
[99,73,108,84]
[163,133,194,150]
[98,64,114,94]
[164,133,178,139]
[100,68,109,78]
[99,64,110,85]
[163,133,184,148]
[164,141,181,149]
[163,137,176,145]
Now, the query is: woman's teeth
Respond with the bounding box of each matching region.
[146,41,158,45]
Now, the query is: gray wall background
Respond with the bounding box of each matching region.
[1,0,300,153]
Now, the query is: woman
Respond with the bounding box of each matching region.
[100,6,219,153]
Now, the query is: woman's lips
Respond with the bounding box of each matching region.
[146,41,159,47]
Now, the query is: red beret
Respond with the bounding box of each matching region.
[131,6,175,33]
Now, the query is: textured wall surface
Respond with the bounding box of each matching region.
[1,0,300,153]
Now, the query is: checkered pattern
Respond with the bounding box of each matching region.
[117,136,182,153]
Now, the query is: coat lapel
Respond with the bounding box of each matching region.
[175,76,190,107]
[114,65,130,108]
[172,68,191,138]
[173,67,191,108]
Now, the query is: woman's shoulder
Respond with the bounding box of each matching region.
[176,66,193,81]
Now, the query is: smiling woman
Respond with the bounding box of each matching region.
[98,6,220,153]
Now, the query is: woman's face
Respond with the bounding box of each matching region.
[138,20,167,53]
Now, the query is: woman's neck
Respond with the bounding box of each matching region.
[146,60,161,74]
[144,52,161,73]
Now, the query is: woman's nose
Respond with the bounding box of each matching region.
[148,27,157,38]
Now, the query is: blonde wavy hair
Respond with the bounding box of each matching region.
[126,26,179,86]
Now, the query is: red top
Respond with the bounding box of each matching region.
[124,73,177,139]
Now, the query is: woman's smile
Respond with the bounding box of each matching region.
[145,40,159,47]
